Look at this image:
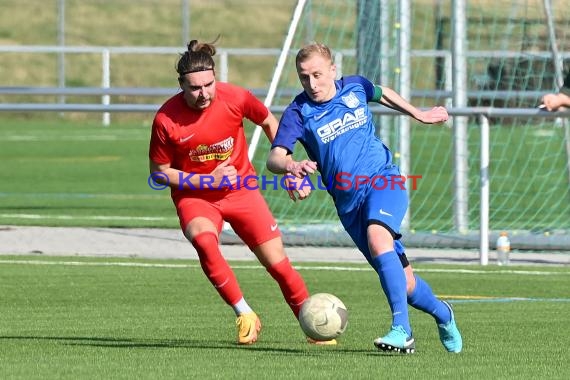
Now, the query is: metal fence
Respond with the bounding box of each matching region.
[2,45,569,124]
[1,45,569,262]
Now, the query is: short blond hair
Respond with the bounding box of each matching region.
[295,43,333,67]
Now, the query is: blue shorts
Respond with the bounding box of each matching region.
[338,171,408,265]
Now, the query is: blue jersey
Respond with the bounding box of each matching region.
[273,75,393,215]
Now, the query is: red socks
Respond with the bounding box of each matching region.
[267,257,309,318]
[192,233,309,318]
[191,232,243,306]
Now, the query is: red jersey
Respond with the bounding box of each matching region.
[149,82,269,202]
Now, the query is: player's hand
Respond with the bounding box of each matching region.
[541,93,570,112]
[284,175,312,202]
[210,158,237,187]
[417,106,449,124]
[285,160,317,179]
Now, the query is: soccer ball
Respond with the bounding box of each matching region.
[299,293,348,341]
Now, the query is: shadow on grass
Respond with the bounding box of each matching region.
[0,335,383,356]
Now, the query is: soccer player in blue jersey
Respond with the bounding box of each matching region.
[266,43,462,354]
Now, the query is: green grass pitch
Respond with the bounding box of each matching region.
[0,256,568,379]
[2,118,568,232]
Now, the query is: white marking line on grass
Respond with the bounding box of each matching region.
[3,135,148,142]
[0,259,200,269]
[0,193,168,200]
[0,213,175,221]
[412,268,568,276]
[0,259,567,277]
[299,266,568,276]
[532,129,556,137]
[447,297,570,303]
[1,260,568,305]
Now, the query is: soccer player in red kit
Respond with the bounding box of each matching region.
[149,39,332,345]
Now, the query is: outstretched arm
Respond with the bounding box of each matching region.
[379,86,449,124]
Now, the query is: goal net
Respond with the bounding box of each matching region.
[250,0,570,251]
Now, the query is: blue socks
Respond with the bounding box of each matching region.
[372,252,452,333]
[407,274,451,325]
[372,251,411,336]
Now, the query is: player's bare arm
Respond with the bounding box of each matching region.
[258,112,280,143]
[541,92,570,111]
[149,159,237,188]
[379,86,448,124]
[149,160,181,187]
[267,147,317,178]
[267,147,314,201]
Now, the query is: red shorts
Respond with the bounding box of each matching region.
[175,188,281,250]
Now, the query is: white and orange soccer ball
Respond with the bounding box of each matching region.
[299,293,348,341]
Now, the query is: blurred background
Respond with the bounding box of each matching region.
[1,0,569,254]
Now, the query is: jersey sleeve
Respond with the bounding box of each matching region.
[240,87,270,125]
[149,113,173,165]
[341,75,382,102]
[272,104,304,154]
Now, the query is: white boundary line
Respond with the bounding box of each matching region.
[0,258,568,276]
[2,260,568,304]
[2,134,148,142]
[0,213,175,221]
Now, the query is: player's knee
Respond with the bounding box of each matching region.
[190,231,218,250]
[406,280,416,295]
[184,217,218,242]
[253,237,287,268]
[404,265,416,294]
